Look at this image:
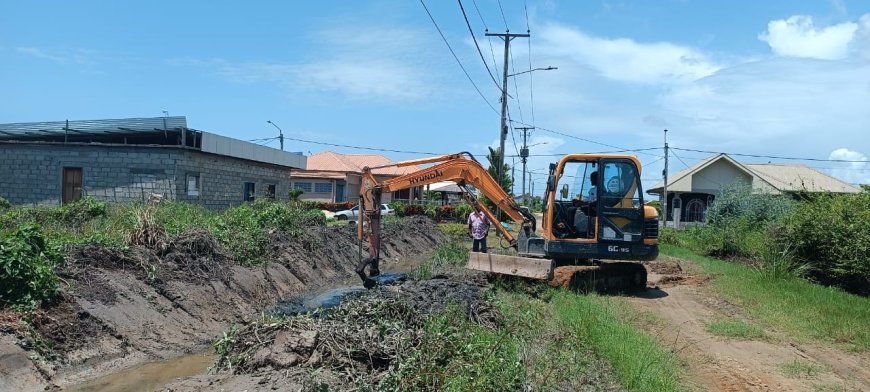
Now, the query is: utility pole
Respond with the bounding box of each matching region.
[662,129,669,227]
[516,126,533,205]
[487,30,529,220]
[267,120,285,151]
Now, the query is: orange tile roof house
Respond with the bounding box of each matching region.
[290,151,423,203]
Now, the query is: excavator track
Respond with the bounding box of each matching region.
[549,261,647,293]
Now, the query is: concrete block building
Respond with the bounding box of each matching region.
[0,116,306,209]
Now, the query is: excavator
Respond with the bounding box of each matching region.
[355,152,659,292]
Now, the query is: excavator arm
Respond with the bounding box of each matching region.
[354,152,535,287]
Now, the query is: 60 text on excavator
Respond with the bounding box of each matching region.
[355,152,659,292]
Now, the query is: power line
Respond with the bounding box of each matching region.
[509,119,663,158]
[419,0,499,115]
[506,147,662,158]
[282,134,442,156]
[470,0,502,79]
[496,0,509,29]
[670,147,870,163]
[458,0,501,92]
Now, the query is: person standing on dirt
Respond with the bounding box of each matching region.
[467,204,490,253]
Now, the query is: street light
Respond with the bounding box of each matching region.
[266,120,284,151]
[508,66,558,78]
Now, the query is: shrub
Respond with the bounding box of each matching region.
[783,191,870,293]
[454,203,473,222]
[288,188,304,202]
[0,224,61,309]
[0,196,10,209]
[53,197,108,225]
[706,183,792,228]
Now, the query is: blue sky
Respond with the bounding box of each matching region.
[2,0,869,195]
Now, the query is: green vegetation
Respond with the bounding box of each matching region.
[663,245,870,352]
[780,359,821,379]
[664,184,870,294]
[706,319,767,340]
[0,198,331,310]
[550,292,683,391]
[0,196,11,210]
[0,224,62,309]
[381,305,524,391]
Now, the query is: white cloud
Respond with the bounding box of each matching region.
[759,15,858,60]
[535,23,721,84]
[16,47,67,63]
[171,26,447,103]
[828,148,870,185]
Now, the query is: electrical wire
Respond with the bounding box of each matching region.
[509,119,664,158]
[496,0,509,29]
[281,135,443,156]
[458,0,501,92]
[419,0,499,115]
[670,147,870,163]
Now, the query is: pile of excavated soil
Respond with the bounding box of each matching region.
[165,275,497,392]
[0,217,442,392]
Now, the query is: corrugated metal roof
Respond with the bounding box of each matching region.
[0,116,188,139]
[306,151,422,176]
[647,154,860,194]
[745,163,861,193]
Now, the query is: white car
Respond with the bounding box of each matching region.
[334,204,395,222]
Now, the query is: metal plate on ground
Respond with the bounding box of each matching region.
[466,252,552,280]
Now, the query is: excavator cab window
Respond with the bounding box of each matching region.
[598,160,644,241]
[553,160,598,240]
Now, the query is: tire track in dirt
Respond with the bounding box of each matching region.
[626,257,870,392]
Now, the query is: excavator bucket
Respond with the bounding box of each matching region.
[466,252,552,280]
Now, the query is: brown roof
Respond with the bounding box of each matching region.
[306,151,421,176]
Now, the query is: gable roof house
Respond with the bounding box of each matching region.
[289,151,423,203]
[646,153,861,226]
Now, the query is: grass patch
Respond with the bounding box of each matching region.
[706,319,767,340]
[662,245,870,352]
[781,359,821,379]
[549,290,684,392]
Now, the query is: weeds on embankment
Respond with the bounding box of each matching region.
[663,245,870,352]
[0,198,327,308]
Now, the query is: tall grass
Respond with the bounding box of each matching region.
[663,245,870,352]
[550,291,684,392]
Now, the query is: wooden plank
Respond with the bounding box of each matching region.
[466,252,552,280]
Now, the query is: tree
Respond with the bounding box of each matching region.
[485,147,513,195]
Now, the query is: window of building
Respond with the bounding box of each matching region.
[314,182,333,194]
[244,182,256,201]
[685,199,706,222]
[62,167,83,204]
[186,173,200,196]
[266,184,276,199]
[293,182,312,193]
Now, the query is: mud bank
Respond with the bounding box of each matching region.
[0,217,442,392]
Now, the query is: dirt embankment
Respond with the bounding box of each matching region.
[0,217,442,392]
[631,256,870,392]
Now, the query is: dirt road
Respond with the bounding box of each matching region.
[627,257,870,392]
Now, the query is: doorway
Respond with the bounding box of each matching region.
[62,167,83,204]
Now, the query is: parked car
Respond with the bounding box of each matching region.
[334,204,395,222]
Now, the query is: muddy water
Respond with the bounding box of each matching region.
[65,352,216,392]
